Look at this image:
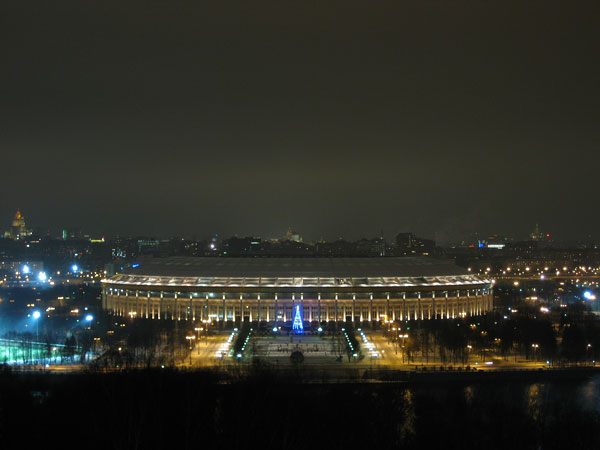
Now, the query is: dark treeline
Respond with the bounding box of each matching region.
[1,367,599,450]
[384,309,600,365]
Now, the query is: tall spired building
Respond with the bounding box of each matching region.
[6,209,31,240]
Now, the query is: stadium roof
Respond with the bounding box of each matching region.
[122,256,470,278]
[104,257,491,290]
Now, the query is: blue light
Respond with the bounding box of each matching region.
[22,264,30,274]
[71,264,79,273]
[85,314,94,322]
[584,291,596,300]
[32,311,41,320]
[132,263,140,268]
[37,271,47,282]
[272,326,278,332]
[292,305,304,334]
[317,327,323,332]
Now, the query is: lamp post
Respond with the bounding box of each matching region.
[531,343,539,362]
[32,310,41,342]
[202,319,212,345]
[186,335,196,366]
[194,327,203,354]
[400,334,409,364]
[587,343,592,364]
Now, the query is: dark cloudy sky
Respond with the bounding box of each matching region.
[1,1,598,243]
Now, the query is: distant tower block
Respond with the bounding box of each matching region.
[6,209,30,240]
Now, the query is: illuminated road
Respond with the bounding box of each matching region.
[187,332,231,367]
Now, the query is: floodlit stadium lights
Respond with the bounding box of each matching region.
[103,275,491,289]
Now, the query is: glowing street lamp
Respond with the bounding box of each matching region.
[532,343,539,361]
[186,335,196,365]
[32,310,41,341]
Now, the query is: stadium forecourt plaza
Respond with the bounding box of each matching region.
[101,257,493,327]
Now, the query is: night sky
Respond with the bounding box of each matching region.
[1,1,598,243]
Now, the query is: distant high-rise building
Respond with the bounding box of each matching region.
[396,232,413,249]
[285,228,302,243]
[395,232,435,255]
[530,223,542,241]
[5,209,31,240]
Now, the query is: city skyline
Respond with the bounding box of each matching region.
[0,207,578,245]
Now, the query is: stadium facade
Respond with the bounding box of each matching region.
[101,257,493,325]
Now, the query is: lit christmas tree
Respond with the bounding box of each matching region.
[292,305,304,333]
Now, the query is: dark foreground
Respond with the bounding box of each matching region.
[1,367,599,450]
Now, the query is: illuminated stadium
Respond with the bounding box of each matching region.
[101,257,493,325]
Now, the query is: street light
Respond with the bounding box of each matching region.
[32,311,41,355]
[587,343,592,363]
[202,319,212,344]
[532,343,539,361]
[194,327,203,353]
[399,334,409,363]
[186,335,196,365]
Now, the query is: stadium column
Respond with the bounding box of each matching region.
[369,294,373,323]
[222,294,226,323]
[125,290,129,318]
[190,293,194,321]
[239,294,243,325]
[265,294,270,322]
[257,294,261,323]
[205,294,209,322]
[230,294,235,323]
[335,294,339,323]
[418,292,423,320]
[135,290,139,318]
[290,294,295,323]
[174,293,179,320]
[431,291,435,319]
[466,290,471,316]
[387,293,391,321]
[478,289,485,314]
[401,292,406,321]
[352,294,356,322]
[147,292,151,319]
[318,293,321,324]
[444,291,449,319]
[159,291,163,320]
[274,294,278,324]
